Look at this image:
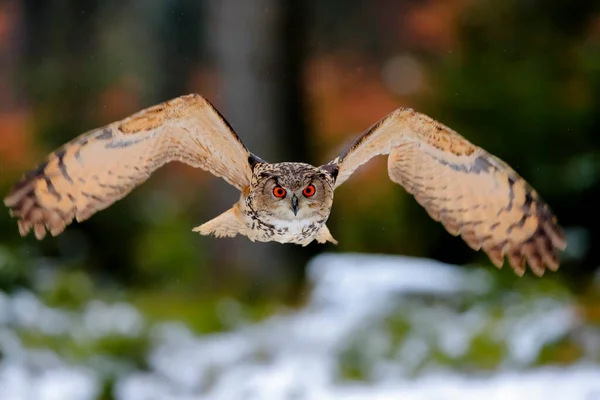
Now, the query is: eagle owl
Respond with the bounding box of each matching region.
[4,94,566,277]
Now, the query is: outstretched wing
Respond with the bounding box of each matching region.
[4,94,254,239]
[325,108,566,276]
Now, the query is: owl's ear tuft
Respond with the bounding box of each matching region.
[248,153,267,170]
[320,163,339,181]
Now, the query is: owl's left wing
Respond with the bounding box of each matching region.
[324,108,566,277]
[4,94,254,239]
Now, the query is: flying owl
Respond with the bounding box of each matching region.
[4,94,566,277]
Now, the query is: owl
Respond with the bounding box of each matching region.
[4,94,566,277]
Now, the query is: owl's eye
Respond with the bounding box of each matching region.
[302,184,316,197]
[273,186,287,198]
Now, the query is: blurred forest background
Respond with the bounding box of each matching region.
[2,0,598,292]
[1,1,600,396]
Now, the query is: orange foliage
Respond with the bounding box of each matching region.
[304,55,406,206]
[585,13,600,44]
[403,0,467,52]
[0,11,7,52]
[577,300,600,325]
[94,77,143,123]
[304,0,471,192]
[305,55,400,143]
[0,1,15,53]
[0,110,33,172]
[188,67,220,104]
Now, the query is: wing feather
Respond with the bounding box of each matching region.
[4,94,254,239]
[325,108,566,276]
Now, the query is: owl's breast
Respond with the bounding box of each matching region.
[243,213,326,244]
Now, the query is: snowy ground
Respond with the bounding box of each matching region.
[1,253,599,400]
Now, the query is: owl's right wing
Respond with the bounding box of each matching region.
[4,94,255,239]
[324,108,566,277]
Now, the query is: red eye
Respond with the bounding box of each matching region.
[273,186,287,198]
[303,184,316,197]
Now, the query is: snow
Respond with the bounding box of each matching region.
[1,253,599,400]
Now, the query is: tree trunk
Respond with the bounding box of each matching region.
[206,0,311,295]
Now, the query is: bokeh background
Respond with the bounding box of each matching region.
[1,0,600,399]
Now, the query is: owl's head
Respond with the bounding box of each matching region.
[248,162,336,220]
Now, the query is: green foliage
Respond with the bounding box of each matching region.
[537,336,585,366]
[337,341,372,382]
[42,269,96,309]
[461,330,507,371]
[18,329,150,370]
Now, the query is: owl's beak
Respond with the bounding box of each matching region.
[291,194,299,216]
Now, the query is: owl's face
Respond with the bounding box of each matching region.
[249,162,335,221]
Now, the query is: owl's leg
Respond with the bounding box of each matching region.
[315,224,338,245]
[192,204,247,239]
